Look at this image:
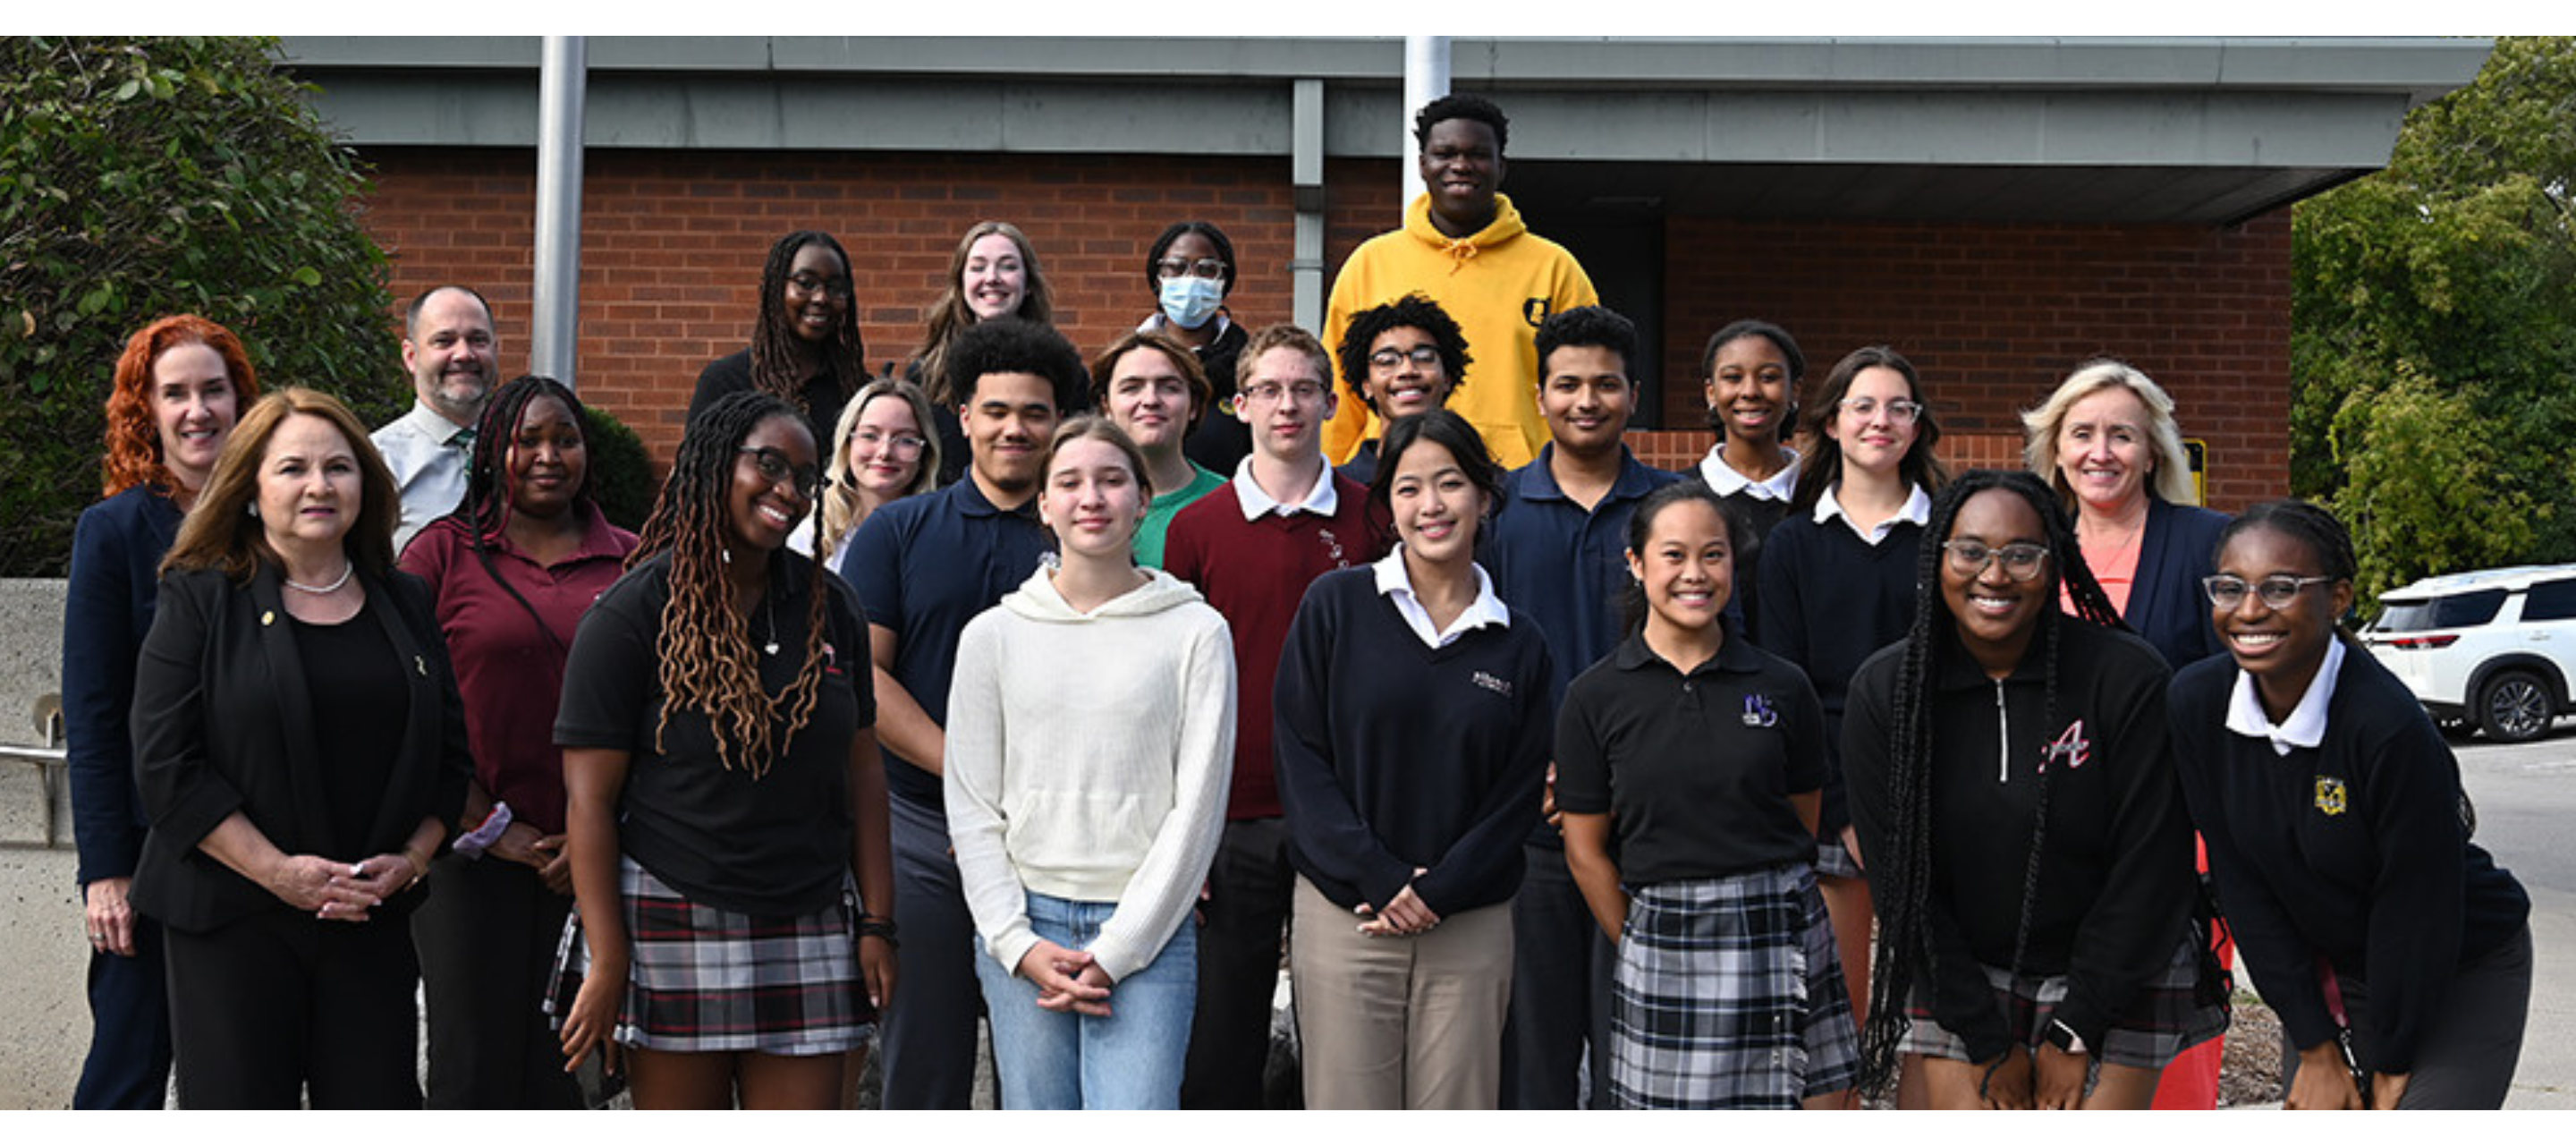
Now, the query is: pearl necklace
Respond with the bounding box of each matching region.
[284,562,354,595]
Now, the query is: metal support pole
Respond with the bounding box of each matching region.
[1292,78,1326,334]
[530,36,587,387]
[1401,36,1451,210]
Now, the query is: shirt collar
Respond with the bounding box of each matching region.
[1698,446,1801,501]
[953,476,1039,521]
[1609,629,1760,676]
[1232,455,1338,520]
[400,401,474,448]
[1812,481,1932,545]
[479,500,631,565]
[1372,547,1510,649]
[1513,444,1665,505]
[2224,634,2347,755]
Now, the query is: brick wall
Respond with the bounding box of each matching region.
[361,149,2290,511]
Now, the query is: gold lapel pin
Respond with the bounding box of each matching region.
[261,610,275,626]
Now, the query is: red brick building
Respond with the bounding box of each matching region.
[290,37,2487,512]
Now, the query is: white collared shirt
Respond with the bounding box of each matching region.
[1232,455,1339,521]
[2224,634,2346,756]
[1813,482,1932,547]
[1699,446,1801,502]
[370,400,474,553]
[1372,547,1511,649]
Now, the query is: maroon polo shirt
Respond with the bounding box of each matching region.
[399,501,638,834]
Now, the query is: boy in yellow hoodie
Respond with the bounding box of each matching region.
[1323,93,1597,471]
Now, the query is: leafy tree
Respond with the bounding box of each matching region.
[2292,36,2576,601]
[1,36,401,576]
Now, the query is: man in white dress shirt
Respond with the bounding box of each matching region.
[373,284,499,552]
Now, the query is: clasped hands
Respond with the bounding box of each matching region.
[1018,939,1116,1016]
[1356,867,1439,937]
[265,851,421,922]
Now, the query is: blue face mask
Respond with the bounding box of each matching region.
[1158,276,1224,330]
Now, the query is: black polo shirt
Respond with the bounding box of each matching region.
[1554,632,1828,884]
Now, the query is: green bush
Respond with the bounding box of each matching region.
[1,36,400,575]
[582,405,657,532]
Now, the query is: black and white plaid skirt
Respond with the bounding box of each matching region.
[1896,932,2225,1070]
[544,856,871,1056]
[1606,863,1862,1108]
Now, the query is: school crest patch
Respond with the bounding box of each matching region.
[2314,776,2350,817]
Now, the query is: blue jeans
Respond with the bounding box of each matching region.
[972,890,1198,1109]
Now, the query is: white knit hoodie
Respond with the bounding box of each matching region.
[944,565,1236,982]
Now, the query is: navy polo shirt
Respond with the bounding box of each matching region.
[1555,632,1828,884]
[1485,445,1680,692]
[841,477,1050,809]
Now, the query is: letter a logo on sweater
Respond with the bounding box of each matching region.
[2040,719,2090,773]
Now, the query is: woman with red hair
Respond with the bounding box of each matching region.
[63,314,260,1107]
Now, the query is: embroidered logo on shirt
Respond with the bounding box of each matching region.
[1472,670,1513,698]
[1741,693,1778,727]
[2315,776,2349,817]
[822,641,842,677]
[2040,719,2091,773]
[1318,527,1348,568]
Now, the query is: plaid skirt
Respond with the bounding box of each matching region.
[1897,932,2226,1070]
[1814,836,1864,879]
[543,856,871,1056]
[1606,863,1862,1108]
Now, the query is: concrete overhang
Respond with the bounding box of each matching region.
[279,36,2492,225]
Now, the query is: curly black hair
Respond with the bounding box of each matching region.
[1335,293,1471,409]
[1413,92,1509,153]
[1535,305,1639,379]
[945,317,1089,415]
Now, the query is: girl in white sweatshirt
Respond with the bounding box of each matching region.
[943,415,1237,1109]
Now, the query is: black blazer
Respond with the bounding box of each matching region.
[2124,497,2233,669]
[130,564,470,933]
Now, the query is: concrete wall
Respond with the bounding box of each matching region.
[0,579,83,1110]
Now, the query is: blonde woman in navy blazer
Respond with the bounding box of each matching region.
[2021,360,2231,669]
[131,387,469,1108]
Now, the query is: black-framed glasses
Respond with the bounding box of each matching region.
[1240,380,1327,404]
[1368,345,1443,370]
[737,447,820,499]
[1942,540,2049,581]
[786,273,854,301]
[1156,258,1228,280]
[1838,395,1923,424]
[2203,574,2339,610]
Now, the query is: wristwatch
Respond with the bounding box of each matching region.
[2044,1017,2089,1057]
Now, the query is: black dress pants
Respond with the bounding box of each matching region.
[413,853,581,1108]
[165,904,422,1109]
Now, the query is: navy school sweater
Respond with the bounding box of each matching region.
[1272,567,1557,919]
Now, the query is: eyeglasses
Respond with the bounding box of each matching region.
[1156,258,1229,281]
[849,429,928,455]
[2203,574,2339,610]
[1368,345,1443,370]
[737,447,820,500]
[785,273,853,301]
[1240,380,1327,404]
[1838,396,1923,424]
[1942,540,2050,581]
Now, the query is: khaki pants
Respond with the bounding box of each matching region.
[1289,875,1514,1109]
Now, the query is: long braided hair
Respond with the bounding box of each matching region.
[419,375,597,658]
[1856,469,2127,1091]
[750,231,866,416]
[627,390,831,778]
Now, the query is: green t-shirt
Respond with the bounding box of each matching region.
[1136,463,1227,568]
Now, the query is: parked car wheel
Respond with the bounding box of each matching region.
[2476,669,2554,743]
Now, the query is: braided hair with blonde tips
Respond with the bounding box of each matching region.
[750,231,866,416]
[1855,469,2128,1094]
[627,390,831,779]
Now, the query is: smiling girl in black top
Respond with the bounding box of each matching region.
[2167,502,2529,1108]
[1844,470,2220,1109]
[551,391,896,1109]
[1556,483,1857,1108]
[690,231,869,454]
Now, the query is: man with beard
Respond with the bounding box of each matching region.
[843,317,1083,1108]
[374,284,500,551]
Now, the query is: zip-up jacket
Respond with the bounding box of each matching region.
[1843,617,2195,1062]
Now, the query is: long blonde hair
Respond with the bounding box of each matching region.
[819,377,941,557]
[161,387,400,584]
[2019,358,2196,510]
[911,221,1054,405]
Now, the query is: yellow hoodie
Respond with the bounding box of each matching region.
[1321,192,1597,471]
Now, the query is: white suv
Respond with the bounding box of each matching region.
[2361,564,2576,743]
